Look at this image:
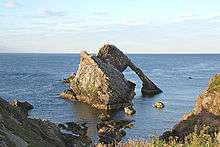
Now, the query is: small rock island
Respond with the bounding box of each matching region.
[60,44,162,111]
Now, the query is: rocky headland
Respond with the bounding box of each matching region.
[160,73,220,144]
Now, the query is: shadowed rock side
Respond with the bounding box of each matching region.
[97,44,162,96]
[161,73,220,143]
[0,97,92,147]
[62,51,135,110]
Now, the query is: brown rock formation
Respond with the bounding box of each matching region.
[97,44,162,96]
[61,44,162,110]
[161,73,220,143]
[65,51,135,110]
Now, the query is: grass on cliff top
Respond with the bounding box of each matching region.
[97,126,218,147]
[208,73,220,92]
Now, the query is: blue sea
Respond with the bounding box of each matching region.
[0,54,220,141]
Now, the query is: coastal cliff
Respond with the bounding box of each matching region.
[160,73,220,144]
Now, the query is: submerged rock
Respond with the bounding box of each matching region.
[160,73,220,143]
[0,96,92,147]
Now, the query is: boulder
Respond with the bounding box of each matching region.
[160,73,220,143]
[124,105,136,115]
[153,101,165,109]
[66,122,88,137]
[10,99,34,116]
[62,51,135,110]
[97,119,134,144]
[97,44,162,96]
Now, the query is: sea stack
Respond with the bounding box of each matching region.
[60,44,162,110]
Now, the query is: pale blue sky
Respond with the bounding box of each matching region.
[0,0,220,53]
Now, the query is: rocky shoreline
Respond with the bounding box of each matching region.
[0,97,92,147]
[1,45,219,146]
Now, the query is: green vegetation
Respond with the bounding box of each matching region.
[113,126,218,147]
[185,119,195,126]
[66,74,75,83]
[208,73,220,92]
[72,81,81,94]
[87,82,99,97]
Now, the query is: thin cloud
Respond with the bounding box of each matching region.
[181,12,197,18]
[92,12,109,16]
[168,12,220,23]
[24,9,68,18]
[2,0,22,8]
[38,9,67,17]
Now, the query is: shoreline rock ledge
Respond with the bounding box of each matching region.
[60,44,162,110]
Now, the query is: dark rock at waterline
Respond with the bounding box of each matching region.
[61,74,76,83]
[97,44,162,96]
[0,96,92,147]
[98,112,111,121]
[66,122,88,137]
[97,119,134,144]
[10,99,34,115]
[160,73,220,143]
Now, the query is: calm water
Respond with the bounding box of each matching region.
[0,54,220,141]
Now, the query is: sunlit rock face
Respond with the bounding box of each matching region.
[61,44,162,110]
[68,51,135,110]
[194,73,220,116]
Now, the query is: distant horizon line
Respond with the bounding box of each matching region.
[0,52,220,54]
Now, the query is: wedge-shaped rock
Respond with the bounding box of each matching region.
[67,51,135,110]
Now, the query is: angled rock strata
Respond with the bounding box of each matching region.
[60,44,162,110]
